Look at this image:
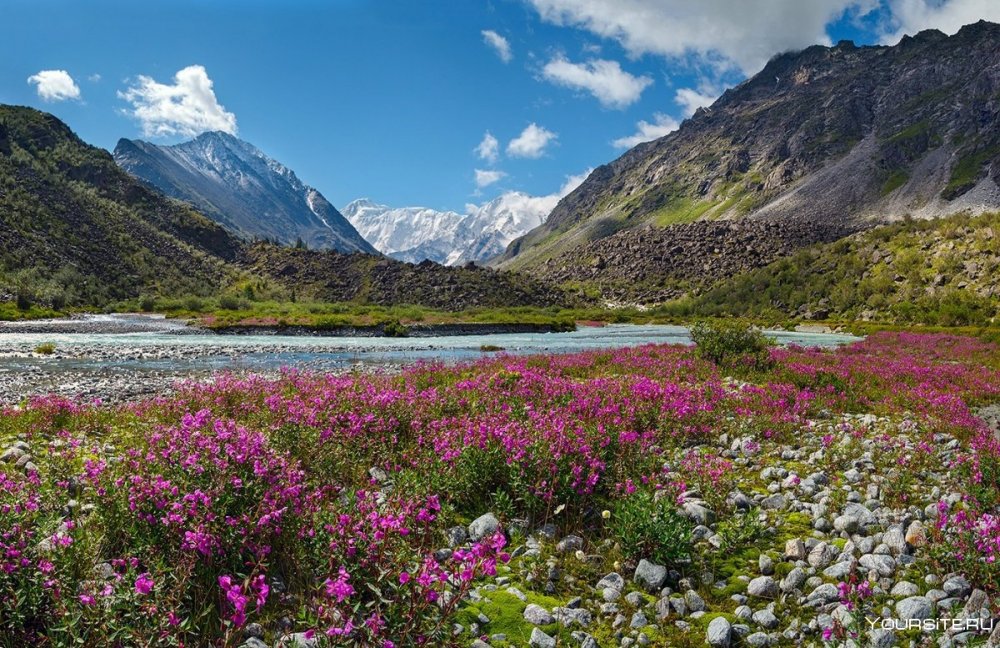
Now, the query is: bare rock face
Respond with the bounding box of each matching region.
[502,22,1000,270]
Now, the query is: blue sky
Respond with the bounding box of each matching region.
[2,0,998,213]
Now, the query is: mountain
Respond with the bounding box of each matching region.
[113,132,376,254]
[0,105,569,312]
[501,21,1000,272]
[344,174,586,265]
[344,194,551,265]
[0,105,242,307]
[343,200,465,264]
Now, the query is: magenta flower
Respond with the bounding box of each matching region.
[134,573,154,595]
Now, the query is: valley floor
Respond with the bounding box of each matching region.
[1,331,999,647]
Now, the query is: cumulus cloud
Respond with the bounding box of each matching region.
[541,56,652,108]
[482,29,513,62]
[527,0,880,75]
[118,65,237,138]
[27,70,81,102]
[475,168,507,188]
[469,168,592,221]
[507,123,558,158]
[612,113,680,148]
[476,131,500,163]
[675,87,719,116]
[880,0,1000,43]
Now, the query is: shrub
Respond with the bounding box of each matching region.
[689,319,775,369]
[715,509,767,552]
[34,342,56,355]
[382,319,409,337]
[607,489,692,566]
[182,296,205,312]
[15,290,32,311]
[217,294,241,311]
[138,295,157,312]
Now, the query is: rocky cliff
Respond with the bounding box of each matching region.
[502,21,1000,273]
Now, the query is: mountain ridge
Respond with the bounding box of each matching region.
[0,105,571,312]
[501,21,1000,271]
[343,190,557,265]
[113,131,376,254]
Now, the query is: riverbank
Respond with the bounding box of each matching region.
[0,313,576,337]
[0,318,860,405]
[208,321,575,337]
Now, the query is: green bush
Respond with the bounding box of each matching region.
[15,291,32,311]
[34,342,56,355]
[607,489,692,565]
[138,295,157,312]
[382,319,409,338]
[182,296,205,312]
[715,508,767,552]
[689,319,775,369]
[217,294,241,311]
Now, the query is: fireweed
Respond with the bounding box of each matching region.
[1,333,999,644]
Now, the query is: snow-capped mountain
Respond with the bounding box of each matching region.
[343,200,465,264]
[113,132,375,254]
[344,170,590,265]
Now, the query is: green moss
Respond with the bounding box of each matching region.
[775,512,814,544]
[885,120,931,143]
[457,589,578,644]
[945,145,1000,197]
[881,170,909,195]
[650,197,714,227]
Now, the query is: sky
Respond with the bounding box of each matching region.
[3,0,1000,214]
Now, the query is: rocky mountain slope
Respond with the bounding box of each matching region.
[0,105,242,306]
[538,219,855,304]
[0,106,568,312]
[245,244,569,310]
[344,191,555,266]
[501,21,1000,271]
[114,132,376,253]
[686,210,1000,326]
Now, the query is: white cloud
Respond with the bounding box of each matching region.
[475,168,507,188]
[507,123,558,158]
[555,168,592,197]
[26,70,81,102]
[482,29,513,62]
[468,168,592,221]
[613,113,680,148]
[675,87,719,116]
[527,0,881,75]
[880,0,1000,43]
[88,73,102,83]
[476,131,500,163]
[541,56,652,108]
[118,65,237,138]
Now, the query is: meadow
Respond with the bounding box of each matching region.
[2,328,999,647]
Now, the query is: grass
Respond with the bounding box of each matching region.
[650,196,716,227]
[33,342,56,355]
[885,119,932,143]
[881,170,909,195]
[944,145,1000,197]
[0,302,63,321]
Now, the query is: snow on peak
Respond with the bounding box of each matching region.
[345,169,591,265]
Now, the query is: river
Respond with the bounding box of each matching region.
[0,315,861,403]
